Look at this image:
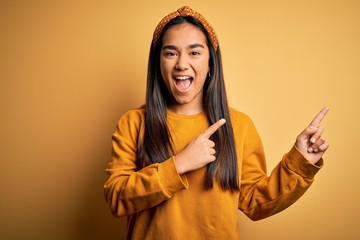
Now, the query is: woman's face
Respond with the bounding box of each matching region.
[160,23,210,115]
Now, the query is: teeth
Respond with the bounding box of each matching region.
[175,76,191,80]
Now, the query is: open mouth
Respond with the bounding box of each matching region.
[174,75,193,92]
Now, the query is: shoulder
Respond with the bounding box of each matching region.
[119,107,145,123]
[228,107,262,143]
[115,107,145,134]
[229,107,254,127]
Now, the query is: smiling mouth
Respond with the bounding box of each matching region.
[174,75,193,92]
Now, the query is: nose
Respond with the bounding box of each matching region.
[175,54,189,71]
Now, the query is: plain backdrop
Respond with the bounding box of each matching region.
[1,0,359,239]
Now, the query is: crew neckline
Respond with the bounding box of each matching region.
[166,108,206,119]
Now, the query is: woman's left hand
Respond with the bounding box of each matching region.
[295,107,329,164]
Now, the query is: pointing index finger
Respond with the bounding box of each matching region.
[310,107,329,127]
[201,119,226,139]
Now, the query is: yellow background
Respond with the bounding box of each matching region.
[1,0,359,239]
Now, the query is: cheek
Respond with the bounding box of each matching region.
[159,62,166,81]
[197,55,210,71]
[160,61,173,89]
[160,60,172,77]
[195,60,210,76]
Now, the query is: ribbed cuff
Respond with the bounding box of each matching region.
[284,146,324,178]
[157,157,189,198]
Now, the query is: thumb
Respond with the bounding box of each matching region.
[298,125,318,142]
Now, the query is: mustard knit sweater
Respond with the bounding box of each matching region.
[104,107,323,240]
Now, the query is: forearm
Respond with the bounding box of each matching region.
[104,157,188,217]
[239,146,323,221]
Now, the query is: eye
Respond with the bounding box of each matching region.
[190,51,201,56]
[163,51,177,57]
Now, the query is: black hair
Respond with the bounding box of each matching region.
[138,16,239,191]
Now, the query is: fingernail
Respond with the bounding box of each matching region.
[308,147,313,153]
[311,138,316,143]
[314,149,319,153]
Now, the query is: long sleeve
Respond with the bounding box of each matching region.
[236,112,323,221]
[104,109,188,217]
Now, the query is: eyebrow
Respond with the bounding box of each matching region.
[162,43,205,51]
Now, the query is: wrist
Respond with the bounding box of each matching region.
[174,155,186,175]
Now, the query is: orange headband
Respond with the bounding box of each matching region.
[152,6,219,50]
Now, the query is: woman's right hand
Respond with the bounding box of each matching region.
[174,119,226,175]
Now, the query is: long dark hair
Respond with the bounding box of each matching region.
[138,16,239,192]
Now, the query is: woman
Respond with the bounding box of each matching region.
[104,6,329,239]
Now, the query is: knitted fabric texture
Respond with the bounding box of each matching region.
[152,6,219,50]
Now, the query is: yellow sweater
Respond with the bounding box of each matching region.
[104,107,323,239]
